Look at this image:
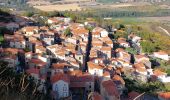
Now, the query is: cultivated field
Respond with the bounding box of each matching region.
[34,3,82,12]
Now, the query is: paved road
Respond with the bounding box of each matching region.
[159,26,170,36]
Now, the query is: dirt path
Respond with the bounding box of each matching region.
[158,26,170,36]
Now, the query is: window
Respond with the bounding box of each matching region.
[63,87,67,91]
[63,92,67,97]
[55,85,58,91]
[94,70,97,75]
[89,85,91,89]
[79,57,81,60]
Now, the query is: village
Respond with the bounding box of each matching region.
[0,14,170,100]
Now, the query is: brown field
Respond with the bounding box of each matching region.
[139,16,170,22]
[34,3,83,11]
[27,0,52,6]
[108,2,151,8]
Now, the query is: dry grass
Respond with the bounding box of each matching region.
[109,4,133,8]
[27,0,52,5]
[34,3,83,11]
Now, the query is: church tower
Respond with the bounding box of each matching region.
[75,46,84,65]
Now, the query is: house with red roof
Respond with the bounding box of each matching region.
[92,38,104,48]
[87,61,104,76]
[92,27,109,38]
[1,55,19,68]
[99,46,112,59]
[51,73,70,99]
[69,71,94,94]
[115,48,131,63]
[66,36,79,45]
[132,63,149,82]
[128,33,141,45]
[100,80,120,100]
[47,17,59,24]
[128,91,144,100]
[134,54,151,69]
[153,69,170,83]
[134,54,149,63]
[4,33,26,49]
[117,38,130,48]
[112,75,125,95]
[153,51,169,61]
[28,58,47,70]
[51,62,72,75]
[99,37,113,48]
[0,48,20,68]
[88,92,103,100]
[22,26,39,36]
[158,92,170,100]
[26,68,40,81]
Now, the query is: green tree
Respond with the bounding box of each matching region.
[23,11,34,17]
[0,34,4,44]
[64,28,72,37]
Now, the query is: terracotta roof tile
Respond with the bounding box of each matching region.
[112,75,125,85]
[90,92,103,100]
[154,51,168,55]
[87,61,104,69]
[51,73,70,83]
[128,91,140,100]
[52,63,70,69]
[26,68,40,75]
[158,92,170,99]
[101,46,111,51]
[153,69,167,76]
[102,80,120,97]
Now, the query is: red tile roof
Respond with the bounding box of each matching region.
[90,92,103,100]
[154,51,168,55]
[115,48,125,52]
[52,63,70,69]
[112,75,125,85]
[30,58,46,66]
[128,91,140,100]
[153,69,167,76]
[133,63,145,68]
[26,68,40,75]
[103,71,110,77]
[69,74,94,83]
[158,92,170,99]
[72,27,89,35]
[51,73,70,83]
[87,61,104,69]
[102,80,120,98]
[101,46,112,51]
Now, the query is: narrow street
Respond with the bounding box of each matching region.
[83,31,92,72]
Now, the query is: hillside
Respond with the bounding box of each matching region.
[97,0,168,3]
